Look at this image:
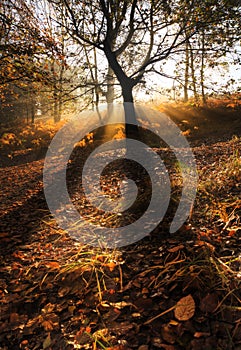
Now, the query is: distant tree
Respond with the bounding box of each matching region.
[177,0,241,104]
[0,0,63,122]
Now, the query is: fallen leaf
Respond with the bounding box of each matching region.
[9,313,20,324]
[182,129,191,136]
[194,332,211,338]
[161,324,176,344]
[43,333,52,349]
[168,245,184,253]
[42,320,54,331]
[228,229,237,237]
[104,261,116,272]
[152,337,175,349]
[199,293,219,313]
[137,346,149,350]
[85,326,91,333]
[20,339,28,348]
[142,287,149,294]
[58,286,71,297]
[44,261,60,270]
[174,294,195,321]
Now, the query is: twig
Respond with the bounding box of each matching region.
[144,305,176,325]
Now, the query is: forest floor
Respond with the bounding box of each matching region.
[0,101,241,350]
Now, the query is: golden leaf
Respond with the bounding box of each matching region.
[174,294,195,321]
[45,261,60,270]
[42,320,54,331]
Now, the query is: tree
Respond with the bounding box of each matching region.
[44,1,180,136]
[0,0,64,122]
[48,0,240,136]
[176,0,241,103]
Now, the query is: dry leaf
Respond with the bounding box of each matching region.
[42,320,54,331]
[9,313,20,324]
[142,287,149,294]
[174,294,195,321]
[182,129,191,136]
[194,331,211,338]
[20,340,29,348]
[58,286,71,297]
[43,333,52,349]
[42,303,55,314]
[161,324,176,344]
[45,261,60,270]
[104,261,116,272]
[228,229,237,237]
[168,245,184,253]
[199,293,219,313]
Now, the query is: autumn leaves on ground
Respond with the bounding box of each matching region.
[0,101,241,350]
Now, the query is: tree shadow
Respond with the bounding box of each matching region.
[0,187,49,256]
[0,147,48,168]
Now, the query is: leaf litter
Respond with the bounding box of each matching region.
[0,112,241,349]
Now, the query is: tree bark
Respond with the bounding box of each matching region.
[106,66,114,118]
[30,90,35,124]
[121,80,139,139]
[189,42,198,103]
[184,40,189,102]
[200,29,207,105]
[103,41,139,139]
[53,88,60,123]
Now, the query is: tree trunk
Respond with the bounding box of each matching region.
[200,29,207,105]
[58,96,62,121]
[27,88,30,123]
[189,42,198,103]
[30,90,35,124]
[103,42,139,139]
[121,81,139,139]
[57,59,64,122]
[106,66,115,104]
[93,46,102,123]
[184,40,189,102]
[106,66,114,117]
[53,88,60,123]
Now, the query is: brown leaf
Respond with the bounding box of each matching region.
[42,320,54,331]
[199,293,219,313]
[168,245,184,253]
[20,340,29,348]
[44,261,60,270]
[158,346,176,350]
[42,303,55,314]
[9,312,20,324]
[142,287,149,294]
[9,313,28,330]
[174,294,195,321]
[58,286,71,297]
[194,332,211,338]
[152,338,175,349]
[161,324,176,344]
[228,229,237,237]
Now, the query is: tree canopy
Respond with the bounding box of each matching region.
[0,0,240,123]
